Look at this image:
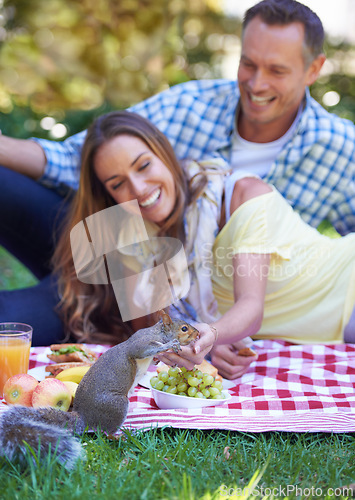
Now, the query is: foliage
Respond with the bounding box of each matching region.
[0,1,354,140]
[0,0,235,112]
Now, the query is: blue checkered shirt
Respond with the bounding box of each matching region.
[34,79,355,235]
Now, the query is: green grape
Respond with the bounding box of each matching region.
[168,367,180,377]
[212,380,223,391]
[150,376,159,387]
[177,382,188,393]
[187,377,199,387]
[158,371,169,383]
[155,380,164,391]
[152,366,225,401]
[202,374,214,386]
[187,386,198,397]
[168,376,178,386]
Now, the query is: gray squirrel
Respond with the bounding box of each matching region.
[0,311,199,469]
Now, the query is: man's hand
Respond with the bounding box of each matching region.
[210,343,258,380]
[155,323,215,370]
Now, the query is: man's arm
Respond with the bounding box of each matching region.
[0,135,46,179]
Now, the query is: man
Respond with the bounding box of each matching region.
[0,0,354,345]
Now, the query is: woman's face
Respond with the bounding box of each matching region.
[94,134,176,226]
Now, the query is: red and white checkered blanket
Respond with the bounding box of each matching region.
[1,340,354,433]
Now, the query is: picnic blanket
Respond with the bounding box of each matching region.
[1,340,354,433]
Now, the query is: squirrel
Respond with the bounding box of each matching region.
[0,310,199,469]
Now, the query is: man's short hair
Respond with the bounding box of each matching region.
[243,0,324,67]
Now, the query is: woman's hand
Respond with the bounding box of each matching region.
[155,322,216,370]
[210,343,258,380]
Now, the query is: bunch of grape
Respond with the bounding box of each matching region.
[150,366,225,399]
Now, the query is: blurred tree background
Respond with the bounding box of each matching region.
[0,0,241,138]
[0,0,352,289]
[0,0,353,142]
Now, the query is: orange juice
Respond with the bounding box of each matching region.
[0,324,32,396]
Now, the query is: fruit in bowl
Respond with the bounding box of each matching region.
[150,365,231,409]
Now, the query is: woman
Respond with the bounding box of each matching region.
[53,111,355,379]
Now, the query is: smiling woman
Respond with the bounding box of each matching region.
[51,110,213,348]
[94,134,176,226]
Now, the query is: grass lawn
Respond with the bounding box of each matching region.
[0,428,354,499]
[0,224,354,499]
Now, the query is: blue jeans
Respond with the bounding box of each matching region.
[0,166,71,346]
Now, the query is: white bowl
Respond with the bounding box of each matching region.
[151,387,231,409]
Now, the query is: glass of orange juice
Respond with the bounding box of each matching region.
[0,322,33,397]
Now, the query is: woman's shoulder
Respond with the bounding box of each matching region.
[230,177,273,215]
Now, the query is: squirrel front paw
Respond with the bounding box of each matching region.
[170,339,181,354]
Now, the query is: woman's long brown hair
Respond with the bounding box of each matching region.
[52,111,206,344]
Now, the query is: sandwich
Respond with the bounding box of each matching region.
[45,361,93,378]
[47,344,99,363]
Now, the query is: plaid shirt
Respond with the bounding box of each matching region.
[35,79,355,235]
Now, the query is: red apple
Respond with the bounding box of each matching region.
[32,378,72,411]
[3,373,39,406]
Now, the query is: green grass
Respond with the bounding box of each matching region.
[0,429,354,499]
[0,246,38,290]
[0,222,354,499]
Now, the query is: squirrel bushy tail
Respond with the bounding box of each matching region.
[0,406,85,469]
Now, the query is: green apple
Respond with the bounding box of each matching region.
[31,378,72,411]
[3,373,39,406]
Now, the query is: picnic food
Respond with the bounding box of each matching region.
[237,347,257,357]
[2,374,39,406]
[45,362,93,378]
[151,365,225,400]
[55,365,92,384]
[31,378,72,411]
[47,344,98,363]
[157,358,223,382]
[0,310,199,469]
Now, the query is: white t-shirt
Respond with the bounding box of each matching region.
[225,106,303,220]
[230,105,303,178]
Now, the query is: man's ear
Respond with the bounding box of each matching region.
[305,53,326,86]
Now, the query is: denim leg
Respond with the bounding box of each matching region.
[0,166,70,279]
[0,275,66,346]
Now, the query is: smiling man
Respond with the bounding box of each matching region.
[237,15,325,143]
[0,0,354,344]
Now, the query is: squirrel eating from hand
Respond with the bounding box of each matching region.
[0,310,199,469]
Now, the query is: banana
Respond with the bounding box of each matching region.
[56,366,91,384]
